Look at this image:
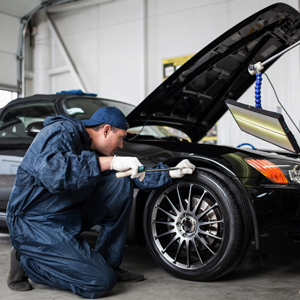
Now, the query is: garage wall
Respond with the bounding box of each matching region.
[27,0,300,150]
[30,0,146,105]
[0,0,45,94]
[0,12,20,92]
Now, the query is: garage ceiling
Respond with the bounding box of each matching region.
[0,0,43,18]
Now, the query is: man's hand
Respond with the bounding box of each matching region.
[110,156,145,181]
[169,159,196,179]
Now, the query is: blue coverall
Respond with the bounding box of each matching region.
[6,115,172,299]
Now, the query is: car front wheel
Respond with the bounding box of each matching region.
[143,169,252,281]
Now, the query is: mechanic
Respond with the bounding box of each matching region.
[6,106,195,299]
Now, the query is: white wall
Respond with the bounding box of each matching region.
[0,0,42,93]
[0,12,19,91]
[26,0,300,150]
[30,0,146,105]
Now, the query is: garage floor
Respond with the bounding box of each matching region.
[1,232,300,300]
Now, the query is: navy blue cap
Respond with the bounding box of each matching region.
[81,106,127,130]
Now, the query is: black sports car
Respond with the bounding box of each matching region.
[1,3,300,281]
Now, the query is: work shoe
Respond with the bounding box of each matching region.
[114,266,144,282]
[7,247,33,291]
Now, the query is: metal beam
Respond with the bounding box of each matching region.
[46,13,87,92]
[17,0,73,96]
[46,65,69,76]
[142,0,148,98]
[47,0,115,13]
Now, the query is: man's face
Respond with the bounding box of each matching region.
[87,125,127,156]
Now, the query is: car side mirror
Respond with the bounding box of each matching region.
[25,122,44,137]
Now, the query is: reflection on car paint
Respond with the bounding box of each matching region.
[0,155,22,175]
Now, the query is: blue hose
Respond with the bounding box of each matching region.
[255,73,262,108]
[237,143,255,150]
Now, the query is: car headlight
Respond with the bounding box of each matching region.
[245,158,300,184]
[288,165,300,184]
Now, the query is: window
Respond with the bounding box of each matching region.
[63,98,135,120]
[199,124,217,144]
[127,125,191,142]
[277,106,282,114]
[0,90,18,108]
[0,102,57,138]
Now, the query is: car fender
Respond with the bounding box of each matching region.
[163,155,260,250]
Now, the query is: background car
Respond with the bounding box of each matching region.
[1,3,300,281]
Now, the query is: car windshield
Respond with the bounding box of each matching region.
[127,125,191,142]
[63,98,191,141]
[63,98,135,120]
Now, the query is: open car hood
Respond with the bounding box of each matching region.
[127,3,300,142]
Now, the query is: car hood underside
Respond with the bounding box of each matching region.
[127,3,300,142]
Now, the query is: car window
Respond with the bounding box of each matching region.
[127,125,191,142]
[63,98,135,120]
[0,103,57,138]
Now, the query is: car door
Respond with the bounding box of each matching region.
[0,101,58,231]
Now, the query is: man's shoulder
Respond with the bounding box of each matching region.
[43,115,89,145]
[45,115,86,133]
[44,115,81,127]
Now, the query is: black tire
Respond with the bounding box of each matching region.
[143,168,252,281]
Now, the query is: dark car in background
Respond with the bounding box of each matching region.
[1,3,300,281]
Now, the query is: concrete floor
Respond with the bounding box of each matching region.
[1,232,300,300]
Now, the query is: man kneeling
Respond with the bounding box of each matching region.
[7,106,195,298]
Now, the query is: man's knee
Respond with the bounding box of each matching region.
[73,268,117,299]
[118,175,133,189]
[114,176,133,207]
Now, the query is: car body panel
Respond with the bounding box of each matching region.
[1,116,300,243]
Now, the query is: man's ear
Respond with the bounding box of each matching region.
[103,124,111,138]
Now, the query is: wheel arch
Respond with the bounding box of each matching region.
[161,155,260,251]
[134,155,260,250]
[198,167,259,251]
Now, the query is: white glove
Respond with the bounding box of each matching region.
[169,159,196,179]
[110,156,146,181]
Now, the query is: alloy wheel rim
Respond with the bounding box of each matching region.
[151,183,225,270]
